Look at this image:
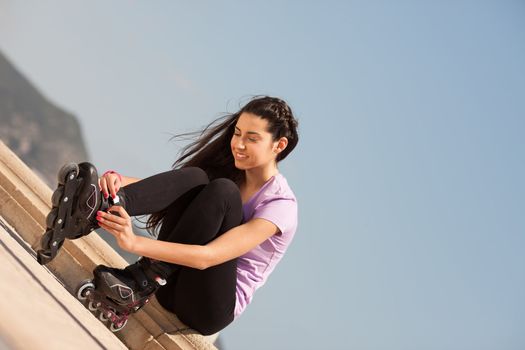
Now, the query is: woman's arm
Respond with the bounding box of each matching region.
[131,218,279,270]
[205,218,280,266]
[121,175,142,187]
[98,206,279,270]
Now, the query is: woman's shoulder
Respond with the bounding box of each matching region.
[262,173,296,202]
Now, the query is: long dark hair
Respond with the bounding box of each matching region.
[143,96,299,234]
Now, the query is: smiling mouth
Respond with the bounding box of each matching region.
[234,152,248,159]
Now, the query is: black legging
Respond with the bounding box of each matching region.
[121,167,243,335]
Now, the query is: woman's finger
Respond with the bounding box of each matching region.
[99,177,108,198]
[100,212,127,226]
[98,222,116,236]
[98,216,123,231]
[107,176,117,199]
[98,207,130,225]
[108,205,130,220]
[114,176,121,195]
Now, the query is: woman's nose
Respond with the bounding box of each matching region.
[235,140,246,149]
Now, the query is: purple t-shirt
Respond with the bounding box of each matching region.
[234,173,298,318]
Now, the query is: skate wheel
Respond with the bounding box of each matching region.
[110,319,128,332]
[46,208,59,229]
[88,301,99,311]
[40,230,54,249]
[57,163,79,185]
[53,240,65,252]
[76,280,95,300]
[99,310,111,322]
[51,186,65,207]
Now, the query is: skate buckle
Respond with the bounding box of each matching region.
[112,195,120,204]
[155,276,167,286]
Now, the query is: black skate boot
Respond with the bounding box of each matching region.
[37,162,126,265]
[75,258,172,332]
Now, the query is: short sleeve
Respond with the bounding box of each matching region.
[252,198,298,236]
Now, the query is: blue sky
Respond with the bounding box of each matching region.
[1,1,524,349]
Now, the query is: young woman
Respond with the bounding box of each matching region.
[93,96,299,335]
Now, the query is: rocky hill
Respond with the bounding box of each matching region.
[0,51,89,187]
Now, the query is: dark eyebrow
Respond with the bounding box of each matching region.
[235,126,261,136]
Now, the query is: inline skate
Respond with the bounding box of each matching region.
[76,258,171,332]
[37,162,124,265]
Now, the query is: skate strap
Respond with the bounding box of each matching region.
[125,263,151,290]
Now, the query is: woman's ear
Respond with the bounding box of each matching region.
[275,137,288,153]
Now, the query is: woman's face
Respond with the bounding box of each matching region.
[231,112,281,171]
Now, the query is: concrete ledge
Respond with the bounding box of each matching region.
[0,140,218,350]
[0,217,127,349]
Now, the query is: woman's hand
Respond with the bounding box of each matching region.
[98,172,122,199]
[96,206,137,253]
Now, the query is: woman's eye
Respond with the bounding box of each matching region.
[233,132,256,142]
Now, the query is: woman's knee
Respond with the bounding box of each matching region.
[203,178,241,201]
[205,178,242,225]
[176,167,209,186]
